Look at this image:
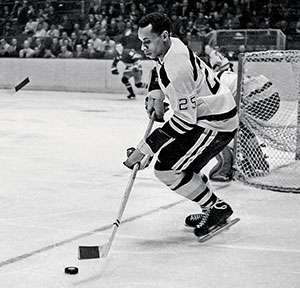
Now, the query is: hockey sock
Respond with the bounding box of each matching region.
[126,85,135,96]
[156,170,218,208]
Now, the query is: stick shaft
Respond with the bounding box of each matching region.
[101,115,155,256]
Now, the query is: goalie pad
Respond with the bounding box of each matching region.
[209,146,234,182]
[236,122,270,178]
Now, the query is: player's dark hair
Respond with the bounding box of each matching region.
[138,12,172,35]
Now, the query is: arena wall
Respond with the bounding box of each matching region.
[0,59,238,94]
[0,58,156,93]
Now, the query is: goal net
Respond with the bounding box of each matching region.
[234,50,300,193]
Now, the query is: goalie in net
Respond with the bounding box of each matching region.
[204,45,280,182]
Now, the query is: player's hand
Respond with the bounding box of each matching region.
[145,90,168,122]
[123,147,153,170]
[111,67,119,75]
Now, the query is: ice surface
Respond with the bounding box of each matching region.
[0,90,299,288]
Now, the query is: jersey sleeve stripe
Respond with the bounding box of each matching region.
[197,106,237,121]
[162,121,185,138]
[173,114,195,127]
[169,119,186,134]
[172,116,194,131]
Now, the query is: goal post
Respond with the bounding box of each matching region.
[233,50,300,193]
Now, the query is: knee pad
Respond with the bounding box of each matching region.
[121,76,129,84]
[154,169,183,187]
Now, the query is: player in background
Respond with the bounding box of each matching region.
[204,45,280,181]
[111,42,147,99]
[204,44,234,73]
[123,13,239,237]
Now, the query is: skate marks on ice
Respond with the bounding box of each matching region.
[80,109,109,113]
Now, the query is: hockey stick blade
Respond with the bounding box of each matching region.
[78,243,109,259]
[15,77,30,92]
[198,217,240,243]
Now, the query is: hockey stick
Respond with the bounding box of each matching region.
[78,114,155,260]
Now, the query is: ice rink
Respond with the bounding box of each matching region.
[0,89,299,288]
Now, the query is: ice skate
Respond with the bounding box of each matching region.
[127,93,136,100]
[194,199,233,237]
[185,213,204,228]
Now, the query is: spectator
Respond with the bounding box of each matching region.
[46,5,59,25]
[59,14,73,35]
[93,20,102,34]
[138,3,146,16]
[87,14,96,28]
[0,38,10,57]
[103,35,116,58]
[26,36,34,49]
[27,4,36,20]
[10,0,22,22]
[59,38,73,52]
[17,0,30,25]
[80,32,89,49]
[7,38,20,57]
[90,31,104,55]
[260,17,271,29]
[88,0,102,15]
[19,39,35,58]
[107,17,120,37]
[57,45,73,58]
[61,31,72,43]
[43,48,56,58]
[296,18,300,34]
[73,23,82,37]
[24,17,38,35]
[33,37,45,57]
[34,22,47,38]
[83,42,98,58]
[36,8,48,20]
[0,5,11,24]
[47,24,60,38]
[73,43,85,58]
[50,36,60,56]
[2,21,14,38]
[70,32,80,51]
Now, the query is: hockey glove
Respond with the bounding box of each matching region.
[145,89,167,122]
[123,147,153,170]
[111,67,119,75]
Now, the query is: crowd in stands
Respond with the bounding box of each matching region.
[0,0,299,59]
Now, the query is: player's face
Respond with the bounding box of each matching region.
[138,24,166,59]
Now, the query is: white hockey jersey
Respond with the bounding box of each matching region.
[155,37,238,134]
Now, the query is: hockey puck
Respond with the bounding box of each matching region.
[64,266,79,275]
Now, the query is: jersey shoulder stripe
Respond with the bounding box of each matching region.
[159,64,170,88]
[187,47,198,81]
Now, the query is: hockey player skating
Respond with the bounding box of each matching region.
[111,42,147,99]
[123,13,239,238]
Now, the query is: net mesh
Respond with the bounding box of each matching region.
[234,50,300,193]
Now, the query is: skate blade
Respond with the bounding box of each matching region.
[198,217,240,243]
